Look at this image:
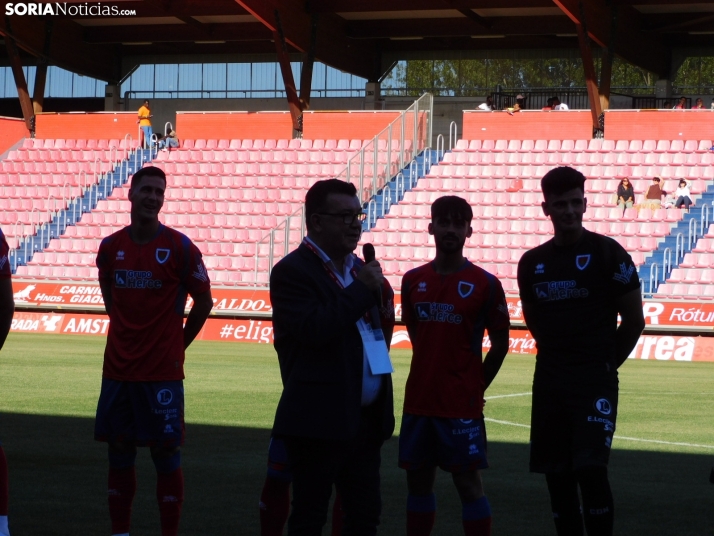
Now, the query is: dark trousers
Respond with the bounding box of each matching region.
[675,196,692,209]
[281,406,384,536]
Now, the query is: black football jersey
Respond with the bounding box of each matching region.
[517,230,641,382]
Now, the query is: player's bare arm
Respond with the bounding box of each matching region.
[99,279,112,314]
[614,287,645,367]
[0,277,14,351]
[183,289,213,349]
[482,328,509,389]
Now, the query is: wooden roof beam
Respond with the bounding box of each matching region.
[553,0,671,78]
[0,15,120,82]
[233,0,379,80]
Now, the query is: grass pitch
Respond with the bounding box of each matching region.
[0,333,713,535]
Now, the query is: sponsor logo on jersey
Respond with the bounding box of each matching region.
[157,388,173,406]
[594,397,612,415]
[533,281,589,301]
[155,248,170,264]
[192,262,208,282]
[458,281,474,298]
[535,263,545,274]
[114,270,163,289]
[418,281,427,292]
[414,302,463,324]
[116,250,125,261]
[587,415,614,432]
[613,262,635,284]
[459,419,474,425]
[576,254,591,270]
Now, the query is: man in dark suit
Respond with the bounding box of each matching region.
[270,179,395,536]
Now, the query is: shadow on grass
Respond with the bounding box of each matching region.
[1,412,712,535]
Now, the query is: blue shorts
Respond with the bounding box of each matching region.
[266,436,293,481]
[94,379,185,447]
[398,414,488,473]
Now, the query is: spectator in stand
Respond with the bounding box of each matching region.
[505,94,525,115]
[478,96,494,111]
[692,98,705,110]
[644,177,663,209]
[662,101,672,109]
[675,179,692,210]
[553,97,569,110]
[616,178,635,213]
[159,130,179,151]
[674,97,687,109]
[137,100,153,149]
[542,98,555,111]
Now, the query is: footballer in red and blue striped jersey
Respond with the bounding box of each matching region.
[398,196,510,536]
[0,228,15,536]
[93,166,213,536]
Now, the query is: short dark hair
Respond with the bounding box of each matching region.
[304,179,357,230]
[431,195,473,223]
[143,99,150,104]
[653,177,661,183]
[131,166,166,190]
[541,166,586,199]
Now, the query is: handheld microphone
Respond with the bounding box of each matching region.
[362,243,383,309]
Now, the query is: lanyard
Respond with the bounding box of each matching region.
[303,239,373,325]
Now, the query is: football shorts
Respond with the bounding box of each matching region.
[530,380,618,474]
[94,379,185,447]
[399,414,488,473]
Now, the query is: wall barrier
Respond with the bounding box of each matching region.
[175,111,293,141]
[302,111,401,141]
[0,116,27,155]
[603,110,714,141]
[462,110,594,141]
[35,112,138,140]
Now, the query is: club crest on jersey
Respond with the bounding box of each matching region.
[535,263,545,274]
[575,255,591,270]
[457,281,474,298]
[418,281,427,292]
[155,248,170,264]
[116,250,124,261]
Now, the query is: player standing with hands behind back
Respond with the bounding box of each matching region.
[94,166,213,536]
[400,196,510,536]
[517,167,644,536]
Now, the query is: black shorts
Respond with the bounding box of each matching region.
[529,379,618,474]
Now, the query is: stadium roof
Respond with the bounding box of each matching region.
[1,0,713,84]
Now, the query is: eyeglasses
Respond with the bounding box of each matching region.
[318,212,367,225]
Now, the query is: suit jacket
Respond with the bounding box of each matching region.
[270,243,395,442]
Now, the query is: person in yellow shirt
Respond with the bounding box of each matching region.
[137,100,153,148]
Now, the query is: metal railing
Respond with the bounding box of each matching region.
[125,89,367,100]
[250,93,434,285]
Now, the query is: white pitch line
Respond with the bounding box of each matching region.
[614,436,714,450]
[484,418,714,450]
[485,417,531,429]
[485,392,532,400]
